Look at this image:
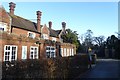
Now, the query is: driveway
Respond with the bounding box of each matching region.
[75,59,120,79]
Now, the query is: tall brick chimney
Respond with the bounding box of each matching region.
[36,11,42,33]
[62,22,66,33]
[9,2,16,15]
[49,21,52,29]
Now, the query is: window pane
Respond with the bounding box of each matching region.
[11,46,17,61]
[6,46,7,50]
[31,48,33,50]
[5,52,10,61]
[4,45,17,61]
[5,52,8,55]
[0,28,4,31]
[11,56,14,59]
[34,55,37,58]
[35,48,37,50]
[12,47,15,50]
[7,57,9,61]
[34,52,37,55]
[6,46,10,50]
[12,52,14,55]
[30,47,38,59]
[31,55,33,59]
[31,52,33,54]
[5,56,7,61]
[46,47,49,50]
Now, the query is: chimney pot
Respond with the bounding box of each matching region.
[36,11,42,33]
[9,2,16,15]
[37,11,42,17]
[62,22,66,34]
[49,21,52,29]
[62,22,66,28]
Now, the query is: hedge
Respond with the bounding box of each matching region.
[2,54,90,79]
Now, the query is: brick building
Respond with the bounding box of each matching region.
[0,2,76,62]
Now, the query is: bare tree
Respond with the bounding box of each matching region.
[84,29,93,47]
[93,36,105,46]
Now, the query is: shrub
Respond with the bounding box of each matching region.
[2,54,89,79]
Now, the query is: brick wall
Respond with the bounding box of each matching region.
[0,6,11,26]
[12,27,40,38]
[0,32,40,62]
[41,25,49,35]
[0,31,76,62]
[0,32,61,61]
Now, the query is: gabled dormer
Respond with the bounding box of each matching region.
[41,24,50,40]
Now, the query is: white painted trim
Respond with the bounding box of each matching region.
[27,31,36,38]
[0,22,7,31]
[61,48,63,57]
[30,46,38,59]
[64,48,66,57]
[22,46,27,59]
[46,46,56,58]
[4,45,18,61]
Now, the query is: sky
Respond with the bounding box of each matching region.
[1,2,118,40]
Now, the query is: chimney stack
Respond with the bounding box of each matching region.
[49,21,52,29]
[62,22,66,33]
[36,11,42,33]
[9,2,16,15]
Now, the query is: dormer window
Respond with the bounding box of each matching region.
[28,32,35,38]
[42,34,49,39]
[52,37,56,42]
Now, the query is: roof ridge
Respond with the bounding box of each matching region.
[8,12,36,24]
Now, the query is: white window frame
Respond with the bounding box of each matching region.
[42,34,49,39]
[50,46,56,58]
[22,46,27,60]
[46,46,56,58]
[0,22,7,31]
[52,37,56,42]
[4,45,18,61]
[70,49,72,56]
[61,48,63,57]
[46,46,50,58]
[30,46,38,59]
[64,48,66,57]
[67,48,69,56]
[71,48,74,56]
[28,32,36,38]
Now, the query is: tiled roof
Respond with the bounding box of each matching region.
[55,30,62,36]
[8,13,41,33]
[0,6,10,24]
[48,28,62,37]
[47,27,62,37]
[48,28,58,37]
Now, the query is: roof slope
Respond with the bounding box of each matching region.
[0,6,10,24]
[48,28,58,37]
[8,13,40,33]
[55,30,62,36]
[48,28,62,37]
